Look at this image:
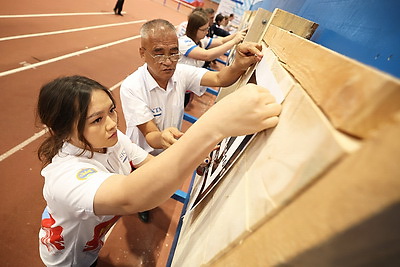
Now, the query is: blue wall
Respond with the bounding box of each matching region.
[251,0,400,78]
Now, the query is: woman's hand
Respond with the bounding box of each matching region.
[199,83,281,138]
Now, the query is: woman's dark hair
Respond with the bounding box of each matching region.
[186,10,209,44]
[36,75,115,167]
[215,13,225,24]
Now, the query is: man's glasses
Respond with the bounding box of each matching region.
[144,49,181,64]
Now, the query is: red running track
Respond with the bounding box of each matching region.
[0,0,217,265]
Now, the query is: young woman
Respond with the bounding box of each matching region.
[178,10,246,68]
[36,75,281,266]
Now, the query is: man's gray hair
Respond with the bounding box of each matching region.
[140,19,176,38]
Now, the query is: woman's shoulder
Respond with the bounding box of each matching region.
[42,153,104,178]
[179,35,194,44]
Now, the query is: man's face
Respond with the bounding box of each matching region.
[140,31,179,87]
[208,13,215,26]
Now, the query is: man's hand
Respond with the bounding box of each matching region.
[160,127,184,149]
[232,42,263,71]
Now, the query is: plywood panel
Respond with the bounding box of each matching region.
[217,8,318,102]
[237,10,253,32]
[209,114,400,267]
[245,84,359,226]
[264,24,400,139]
[269,8,318,39]
[218,8,273,101]
[171,65,360,267]
[170,8,400,267]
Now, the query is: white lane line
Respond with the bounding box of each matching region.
[0,34,140,77]
[0,12,125,18]
[0,81,122,162]
[0,129,47,162]
[0,20,146,42]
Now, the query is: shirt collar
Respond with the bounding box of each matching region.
[60,131,121,158]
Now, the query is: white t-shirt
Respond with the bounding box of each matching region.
[120,63,208,155]
[39,130,148,266]
[176,21,187,37]
[178,35,213,68]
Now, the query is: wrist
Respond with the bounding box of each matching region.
[229,61,247,73]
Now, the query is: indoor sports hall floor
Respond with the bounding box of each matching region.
[0,0,218,265]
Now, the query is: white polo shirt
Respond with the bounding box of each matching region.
[120,63,208,155]
[39,130,148,266]
[178,35,213,67]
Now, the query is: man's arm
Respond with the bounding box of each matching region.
[138,120,183,150]
[200,42,263,87]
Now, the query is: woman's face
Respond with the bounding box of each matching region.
[70,89,118,150]
[196,23,209,41]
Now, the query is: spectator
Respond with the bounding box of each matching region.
[178,11,245,68]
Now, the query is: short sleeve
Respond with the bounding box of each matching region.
[120,74,154,128]
[42,162,114,219]
[176,64,208,96]
[117,131,149,165]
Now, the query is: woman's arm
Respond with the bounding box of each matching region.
[210,29,246,46]
[94,84,281,215]
[187,31,245,62]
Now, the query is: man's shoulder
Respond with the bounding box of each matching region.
[174,64,208,81]
[175,63,201,74]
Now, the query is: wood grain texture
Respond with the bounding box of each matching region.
[264,24,400,139]
[209,114,400,267]
[171,48,359,267]
[217,8,318,102]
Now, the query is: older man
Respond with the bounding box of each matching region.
[120,19,262,156]
[120,19,262,222]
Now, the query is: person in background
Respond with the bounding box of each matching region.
[204,8,216,38]
[176,7,204,38]
[209,13,231,37]
[37,75,281,266]
[225,13,238,33]
[178,10,245,68]
[113,0,125,16]
[221,15,230,31]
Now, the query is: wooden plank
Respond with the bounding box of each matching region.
[209,113,400,267]
[171,52,360,266]
[217,8,272,101]
[243,8,272,43]
[269,8,318,39]
[237,10,253,32]
[217,8,318,102]
[264,24,400,139]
